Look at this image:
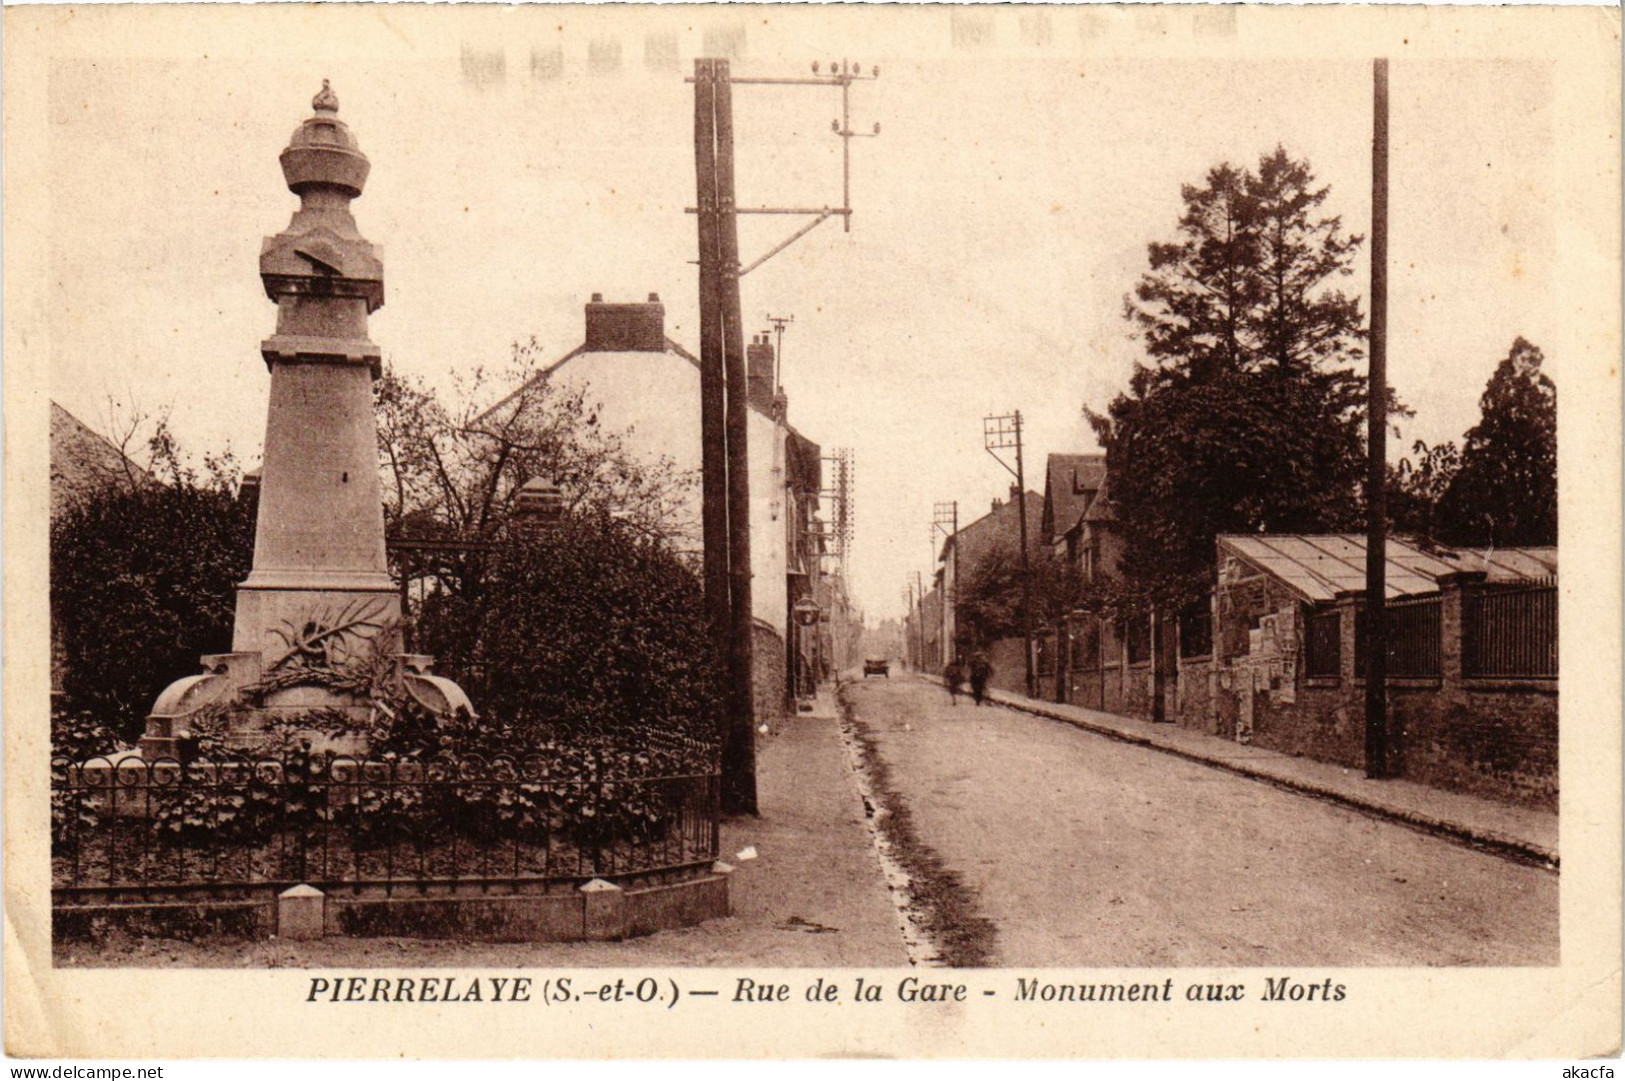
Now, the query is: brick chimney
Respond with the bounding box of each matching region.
[747,333,776,413]
[584,292,665,352]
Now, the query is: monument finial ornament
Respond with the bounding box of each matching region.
[278,79,370,202]
[313,78,340,114]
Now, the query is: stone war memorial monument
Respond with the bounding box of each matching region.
[141,82,472,761]
[52,82,728,949]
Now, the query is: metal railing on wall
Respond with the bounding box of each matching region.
[1356,594,1442,679]
[1463,580,1557,680]
[52,742,721,905]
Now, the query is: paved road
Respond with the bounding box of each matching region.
[843,674,1558,966]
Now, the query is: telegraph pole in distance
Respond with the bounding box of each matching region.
[951,502,958,661]
[1364,57,1391,780]
[985,411,1035,697]
[913,570,926,672]
[902,585,914,669]
[933,501,958,665]
[767,313,793,390]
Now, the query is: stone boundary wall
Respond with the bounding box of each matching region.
[55,866,732,944]
[1211,572,1557,810]
[1121,661,1153,718]
[1393,683,1557,808]
[1172,656,1216,732]
[752,622,786,725]
[1042,577,1554,808]
[1063,619,1137,717]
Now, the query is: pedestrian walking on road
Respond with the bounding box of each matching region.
[944,659,965,705]
[967,650,992,706]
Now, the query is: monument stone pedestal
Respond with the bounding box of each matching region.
[140,82,471,762]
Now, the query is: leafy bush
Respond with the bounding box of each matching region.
[50,704,122,763]
[416,512,723,751]
[149,742,328,847]
[51,476,254,745]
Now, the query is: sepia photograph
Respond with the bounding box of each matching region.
[4,1,1619,1061]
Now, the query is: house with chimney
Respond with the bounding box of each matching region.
[485,293,830,722]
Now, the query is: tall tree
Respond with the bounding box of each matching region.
[375,339,697,602]
[955,544,1091,648]
[1388,438,1461,542]
[1091,148,1375,609]
[1436,337,1557,548]
[1126,162,1260,384]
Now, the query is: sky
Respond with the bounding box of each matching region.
[40,6,1563,623]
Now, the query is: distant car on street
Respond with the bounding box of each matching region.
[863,658,890,678]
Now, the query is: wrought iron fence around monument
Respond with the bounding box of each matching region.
[52,737,722,905]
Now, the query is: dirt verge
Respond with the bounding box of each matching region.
[836,685,998,967]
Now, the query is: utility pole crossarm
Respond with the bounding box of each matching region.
[684,58,880,272]
[983,413,1023,479]
[738,211,837,279]
[685,207,854,216]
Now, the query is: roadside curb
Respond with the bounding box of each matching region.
[911,673,1558,870]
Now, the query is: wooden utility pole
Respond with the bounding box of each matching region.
[914,571,926,671]
[1013,413,1034,697]
[767,313,793,389]
[903,584,914,669]
[984,411,1035,696]
[1364,57,1391,779]
[951,502,959,661]
[694,61,729,663]
[714,60,757,815]
[694,58,756,814]
[688,58,879,812]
